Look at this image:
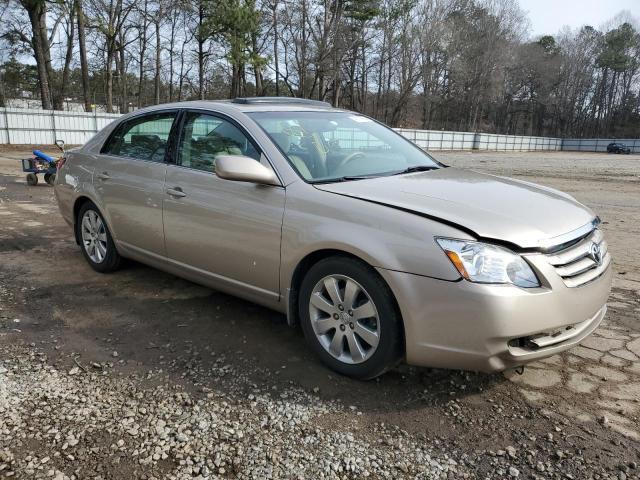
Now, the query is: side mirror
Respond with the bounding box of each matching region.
[215,155,279,186]
[55,139,65,153]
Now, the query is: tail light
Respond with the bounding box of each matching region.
[56,156,67,169]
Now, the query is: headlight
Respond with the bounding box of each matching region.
[436,238,540,288]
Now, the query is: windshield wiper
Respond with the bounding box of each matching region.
[311,175,372,184]
[311,167,438,184]
[390,165,439,176]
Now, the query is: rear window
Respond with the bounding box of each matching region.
[102,112,177,162]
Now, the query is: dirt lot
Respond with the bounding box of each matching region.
[0,148,639,479]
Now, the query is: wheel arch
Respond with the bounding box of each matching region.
[72,196,112,245]
[286,249,405,348]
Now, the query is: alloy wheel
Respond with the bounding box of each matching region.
[81,210,108,263]
[308,274,380,364]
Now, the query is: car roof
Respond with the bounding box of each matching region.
[122,99,348,117]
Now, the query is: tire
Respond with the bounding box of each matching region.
[26,173,38,186]
[76,201,122,273]
[298,256,403,379]
[44,173,56,185]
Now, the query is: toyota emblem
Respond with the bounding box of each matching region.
[590,242,602,266]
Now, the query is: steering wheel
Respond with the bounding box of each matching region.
[335,151,366,171]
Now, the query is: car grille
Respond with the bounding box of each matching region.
[546,229,610,287]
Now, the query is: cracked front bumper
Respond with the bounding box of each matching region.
[377,259,612,372]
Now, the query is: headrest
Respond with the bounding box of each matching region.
[270,132,291,153]
[131,134,160,147]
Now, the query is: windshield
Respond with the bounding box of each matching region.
[248,111,440,183]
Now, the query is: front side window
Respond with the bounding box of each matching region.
[102,112,176,162]
[248,111,439,182]
[177,112,260,173]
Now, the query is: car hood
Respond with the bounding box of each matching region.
[314,167,596,250]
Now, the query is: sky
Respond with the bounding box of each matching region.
[519,0,640,36]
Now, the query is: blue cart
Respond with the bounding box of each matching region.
[22,150,57,186]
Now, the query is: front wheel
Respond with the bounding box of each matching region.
[26,173,38,186]
[77,202,122,273]
[299,256,403,379]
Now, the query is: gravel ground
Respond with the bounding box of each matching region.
[0,148,639,479]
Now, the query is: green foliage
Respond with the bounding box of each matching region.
[536,35,560,56]
[0,58,39,98]
[203,0,264,69]
[596,22,639,72]
[345,0,380,23]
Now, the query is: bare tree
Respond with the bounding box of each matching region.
[18,0,54,108]
[90,0,134,112]
[76,0,92,111]
[1,0,638,136]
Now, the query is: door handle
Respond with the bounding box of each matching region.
[166,187,186,198]
[97,172,110,181]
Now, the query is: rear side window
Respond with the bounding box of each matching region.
[102,112,176,162]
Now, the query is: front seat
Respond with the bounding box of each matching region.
[270,132,313,180]
[301,132,328,177]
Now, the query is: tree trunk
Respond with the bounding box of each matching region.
[197,0,205,100]
[178,35,187,101]
[24,0,53,109]
[137,0,149,108]
[119,39,127,112]
[0,82,5,108]
[348,47,356,110]
[252,35,263,96]
[106,53,114,113]
[76,0,92,112]
[198,38,205,99]
[272,0,279,96]
[299,0,306,97]
[154,19,161,104]
[55,0,76,110]
[230,62,240,98]
[360,39,366,113]
[374,27,385,118]
[40,4,55,107]
[168,12,176,102]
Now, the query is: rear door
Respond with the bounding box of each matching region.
[162,110,285,299]
[97,111,178,257]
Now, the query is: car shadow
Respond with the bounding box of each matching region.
[9,256,506,420]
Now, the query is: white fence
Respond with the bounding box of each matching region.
[0,107,638,153]
[0,107,120,145]
[561,137,640,153]
[396,128,640,153]
[395,129,564,151]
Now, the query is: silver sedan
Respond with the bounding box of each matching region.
[54,98,612,379]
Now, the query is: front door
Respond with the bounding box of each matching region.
[96,111,178,257]
[162,111,285,298]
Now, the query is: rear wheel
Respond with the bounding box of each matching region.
[44,173,56,185]
[299,256,403,379]
[77,202,122,273]
[26,173,38,186]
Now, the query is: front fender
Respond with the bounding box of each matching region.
[280,183,469,293]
